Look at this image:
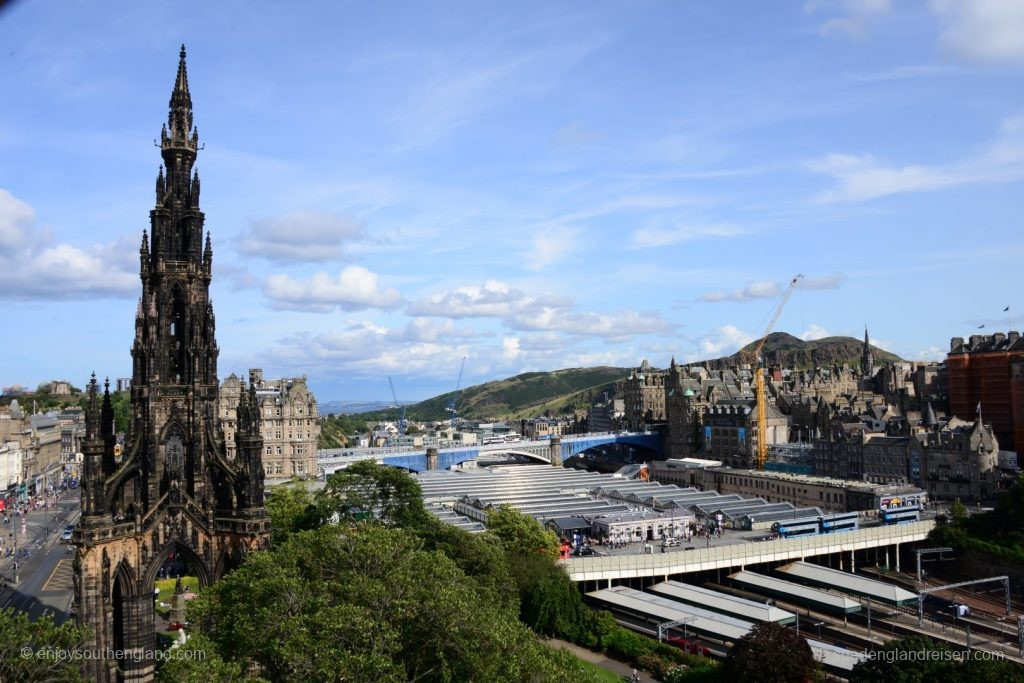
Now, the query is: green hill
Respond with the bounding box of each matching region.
[331,331,904,427]
[711,332,903,370]
[359,366,631,423]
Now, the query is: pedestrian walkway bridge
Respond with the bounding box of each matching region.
[317,431,662,475]
[563,520,934,584]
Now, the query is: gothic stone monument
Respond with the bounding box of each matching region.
[73,47,270,682]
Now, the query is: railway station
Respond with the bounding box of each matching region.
[726,570,862,616]
[648,580,796,624]
[776,561,918,607]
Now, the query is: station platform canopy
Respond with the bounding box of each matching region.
[776,561,918,606]
[586,586,753,642]
[727,571,862,615]
[807,639,868,672]
[649,580,796,624]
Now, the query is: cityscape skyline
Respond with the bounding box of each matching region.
[1,2,1023,402]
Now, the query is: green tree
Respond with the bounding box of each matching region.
[0,609,90,683]
[188,524,581,681]
[265,479,321,544]
[317,460,429,528]
[522,569,586,639]
[415,515,518,612]
[848,635,955,683]
[156,632,257,682]
[662,661,724,683]
[486,505,562,612]
[951,498,968,524]
[724,622,817,683]
[957,656,1024,682]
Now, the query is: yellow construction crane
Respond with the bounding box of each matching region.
[753,274,803,470]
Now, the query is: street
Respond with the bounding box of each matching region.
[0,489,79,624]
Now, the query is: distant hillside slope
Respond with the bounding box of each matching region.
[705,332,903,370]
[360,366,631,422]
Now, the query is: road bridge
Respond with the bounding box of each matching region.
[563,520,935,584]
[317,432,663,475]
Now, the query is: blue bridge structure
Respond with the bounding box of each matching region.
[317,431,663,476]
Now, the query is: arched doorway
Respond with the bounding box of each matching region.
[142,540,212,649]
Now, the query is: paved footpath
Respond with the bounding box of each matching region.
[544,637,658,682]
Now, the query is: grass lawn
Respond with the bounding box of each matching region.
[570,656,626,683]
[154,575,199,618]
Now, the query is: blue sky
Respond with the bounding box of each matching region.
[1,1,1022,403]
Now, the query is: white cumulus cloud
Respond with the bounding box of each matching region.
[262,265,403,312]
[237,211,365,263]
[0,188,137,300]
[698,325,755,357]
[800,324,830,341]
[807,118,1024,202]
[932,0,1024,63]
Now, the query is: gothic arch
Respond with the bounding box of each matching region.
[142,537,213,590]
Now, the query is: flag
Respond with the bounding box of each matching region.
[1005,306,1011,312]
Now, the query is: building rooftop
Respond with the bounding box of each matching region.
[708,466,924,495]
[949,331,1024,355]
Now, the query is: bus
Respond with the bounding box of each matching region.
[773,518,821,538]
[880,505,920,525]
[818,512,859,534]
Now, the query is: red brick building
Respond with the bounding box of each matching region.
[947,332,1024,452]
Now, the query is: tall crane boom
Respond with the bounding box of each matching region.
[754,274,802,470]
[388,377,406,436]
[446,357,467,430]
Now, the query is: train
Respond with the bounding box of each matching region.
[879,505,920,525]
[773,512,860,539]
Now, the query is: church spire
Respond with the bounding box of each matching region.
[168,44,193,141]
[862,324,874,376]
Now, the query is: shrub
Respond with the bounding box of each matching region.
[601,624,658,661]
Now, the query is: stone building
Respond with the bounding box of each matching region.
[51,380,74,395]
[947,332,1024,452]
[0,441,23,493]
[587,398,623,433]
[73,48,269,682]
[702,401,789,469]
[664,360,755,459]
[913,418,1002,501]
[58,407,85,462]
[623,360,666,430]
[522,418,563,440]
[26,414,62,493]
[654,460,924,514]
[219,370,319,479]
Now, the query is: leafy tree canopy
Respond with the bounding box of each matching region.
[0,609,90,683]
[316,460,430,528]
[724,622,816,683]
[174,524,583,682]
